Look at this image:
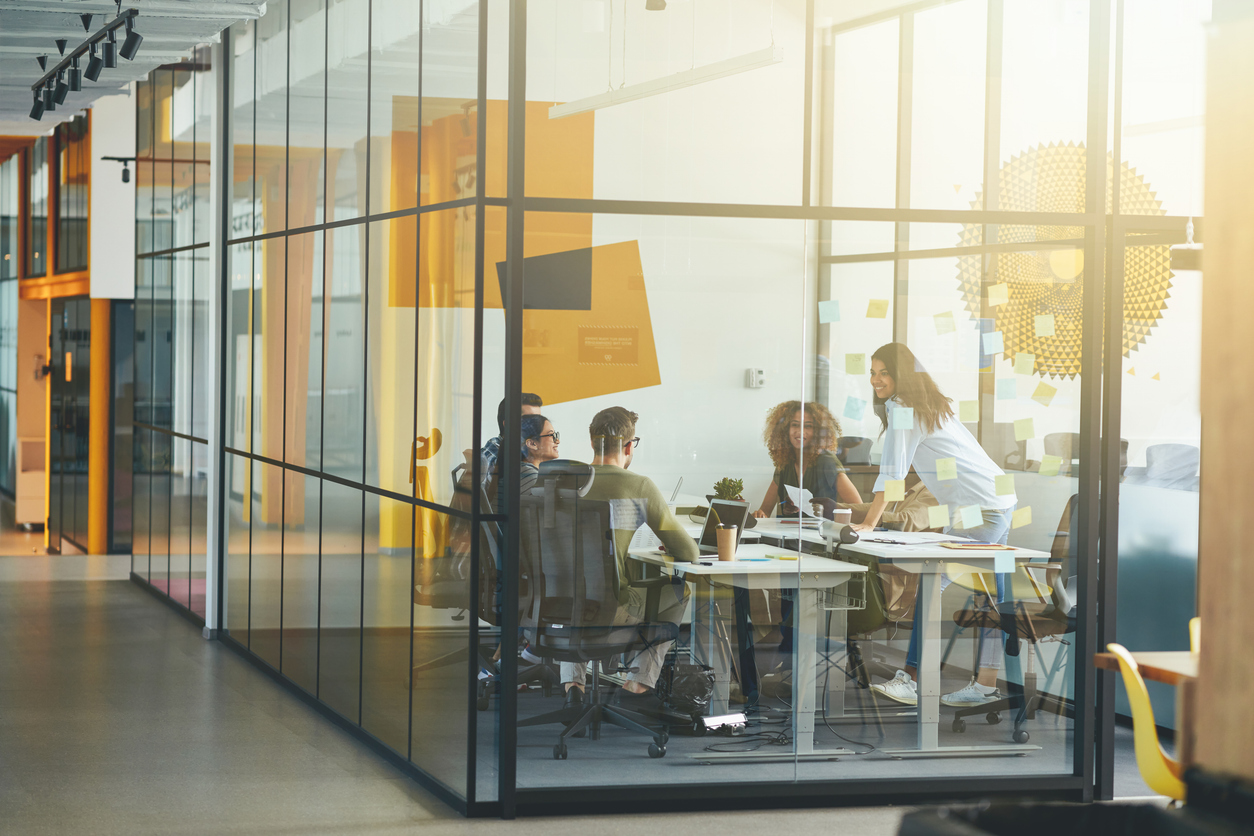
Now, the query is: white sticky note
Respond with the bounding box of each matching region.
[1034,314,1055,337]
[1014,417,1035,441]
[988,283,1009,307]
[996,378,1017,400]
[843,396,866,421]
[995,474,1015,496]
[1039,455,1062,477]
[960,505,983,530]
[959,400,978,422]
[1012,506,1032,529]
[934,311,956,335]
[995,551,1014,573]
[1014,352,1035,376]
[866,299,890,318]
[891,406,914,430]
[819,300,840,324]
[982,330,1004,355]
[936,457,957,481]
[846,353,867,375]
[884,479,906,502]
[1032,382,1057,407]
[928,504,950,529]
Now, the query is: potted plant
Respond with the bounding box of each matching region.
[705,477,757,528]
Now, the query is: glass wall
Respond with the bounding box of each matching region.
[133,49,214,619]
[0,153,18,497]
[54,115,89,274]
[27,137,47,279]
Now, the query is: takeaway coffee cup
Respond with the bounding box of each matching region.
[716,525,738,561]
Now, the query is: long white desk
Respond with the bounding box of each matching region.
[630,544,866,763]
[836,538,1049,759]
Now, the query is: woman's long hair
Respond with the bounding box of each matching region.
[871,343,954,434]
[763,401,841,470]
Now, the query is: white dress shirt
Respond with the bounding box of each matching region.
[872,397,1016,511]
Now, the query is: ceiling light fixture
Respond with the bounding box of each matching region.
[55,38,68,56]
[53,71,69,105]
[103,28,118,68]
[43,83,56,112]
[120,18,142,61]
[84,43,103,82]
[28,7,139,119]
[68,55,82,91]
[29,90,45,121]
[36,55,47,71]
[81,13,94,32]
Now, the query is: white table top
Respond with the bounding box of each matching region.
[630,543,866,578]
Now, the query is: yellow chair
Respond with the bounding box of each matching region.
[1106,643,1186,801]
[1189,617,1201,654]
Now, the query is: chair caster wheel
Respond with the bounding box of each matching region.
[986,712,1001,725]
[1013,729,1030,744]
[691,720,706,737]
[648,743,666,759]
[476,683,490,711]
[554,744,568,760]
[952,718,966,733]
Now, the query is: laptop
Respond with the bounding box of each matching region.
[697,499,751,555]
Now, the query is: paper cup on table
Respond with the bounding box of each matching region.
[831,508,852,526]
[716,525,738,561]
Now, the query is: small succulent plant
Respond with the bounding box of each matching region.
[712,477,745,501]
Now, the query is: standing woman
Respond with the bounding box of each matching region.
[852,342,1016,708]
[755,400,862,518]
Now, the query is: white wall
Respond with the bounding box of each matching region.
[90,89,136,300]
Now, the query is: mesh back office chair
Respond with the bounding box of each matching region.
[515,461,678,760]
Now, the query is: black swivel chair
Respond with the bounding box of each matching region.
[515,461,679,760]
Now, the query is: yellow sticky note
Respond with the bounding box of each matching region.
[1014,417,1035,441]
[1014,352,1035,376]
[1034,314,1055,337]
[934,311,956,335]
[959,400,978,422]
[988,283,1009,307]
[884,479,906,502]
[960,505,983,529]
[891,406,914,430]
[866,299,890,318]
[1032,382,1057,407]
[818,299,840,324]
[927,504,950,529]
[1039,454,1062,476]
[995,474,1015,496]
[1012,506,1033,529]
[936,457,957,481]
[845,353,866,375]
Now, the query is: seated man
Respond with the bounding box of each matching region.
[481,392,543,491]
[559,406,698,718]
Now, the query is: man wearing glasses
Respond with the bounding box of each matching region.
[557,407,697,717]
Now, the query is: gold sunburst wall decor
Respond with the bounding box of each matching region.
[956,142,1172,378]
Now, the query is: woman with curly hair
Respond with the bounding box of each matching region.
[754,400,862,518]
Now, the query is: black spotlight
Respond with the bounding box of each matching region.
[121,162,130,184]
[68,55,82,91]
[30,90,45,121]
[81,13,94,32]
[43,83,55,112]
[120,18,142,61]
[103,29,118,69]
[53,71,69,105]
[85,43,103,82]
[645,0,666,8]
[55,38,67,56]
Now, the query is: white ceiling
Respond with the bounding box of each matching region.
[0,0,266,135]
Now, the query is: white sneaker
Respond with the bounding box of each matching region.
[870,670,917,706]
[941,680,1000,707]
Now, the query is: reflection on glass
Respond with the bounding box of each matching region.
[0,154,19,279]
[361,493,414,755]
[27,137,47,278]
[282,471,322,695]
[225,452,252,647]
[319,479,363,722]
[55,116,89,273]
[250,460,283,669]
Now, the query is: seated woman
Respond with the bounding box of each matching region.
[755,400,862,517]
[518,413,561,493]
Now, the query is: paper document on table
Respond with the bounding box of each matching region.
[861,531,966,545]
[629,525,660,551]
[784,485,821,518]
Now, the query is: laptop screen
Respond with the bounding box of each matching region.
[699,500,750,548]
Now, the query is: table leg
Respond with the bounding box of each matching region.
[915,571,941,750]
[691,580,730,714]
[792,587,819,754]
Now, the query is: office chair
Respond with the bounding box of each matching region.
[515,461,678,760]
[1107,642,1186,801]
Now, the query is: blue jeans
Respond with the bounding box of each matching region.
[905,506,1014,671]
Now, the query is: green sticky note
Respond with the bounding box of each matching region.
[1039,455,1062,477]
[960,505,983,529]
[995,474,1015,496]
[1014,417,1035,441]
[866,299,890,318]
[988,282,1009,307]
[996,378,1017,400]
[1032,382,1057,407]
[928,504,950,529]
[1035,314,1055,337]
[959,400,978,422]
[934,311,956,335]
[891,406,914,430]
[936,457,957,481]
[845,353,866,375]
[819,300,840,324]
[1014,352,1035,376]
[1012,506,1033,529]
[884,479,906,502]
[843,395,866,421]
[982,330,1004,355]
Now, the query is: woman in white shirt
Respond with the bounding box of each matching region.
[852,342,1016,709]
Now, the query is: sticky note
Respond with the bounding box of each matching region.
[959,400,978,422]
[1034,314,1055,337]
[960,505,983,530]
[891,406,914,430]
[819,300,840,324]
[1014,417,1035,441]
[995,474,1015,496]
[995,551,1014,573]
[934,311,956,335]
[1032,382,1057,407]
[928,504,950,529]
[1014,352,1036,376]
[1012,506,1033,529]
[936,457,957,481]
[845,353,866,375]
[843,396,866,421]
[996,378,1017,400]
[866,299,889,318]
[884,479,906,502]
[988,283,1009,307]
[982,330,1004,355]
[1039,455,1062,477]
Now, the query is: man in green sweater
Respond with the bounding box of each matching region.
[559,406,698,717]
